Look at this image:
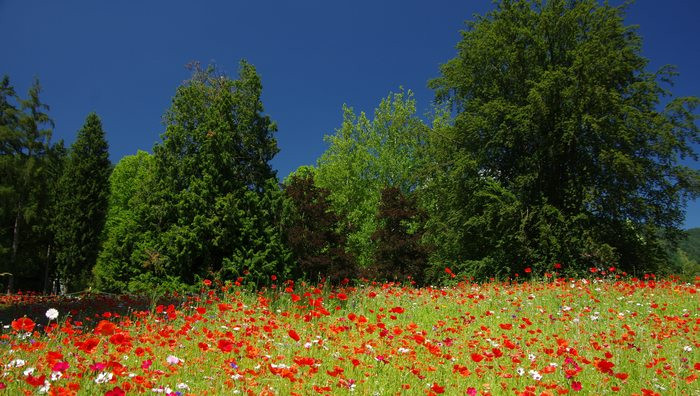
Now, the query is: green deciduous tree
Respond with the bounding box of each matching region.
[315,90,429,267]
[429,0,699,276]
[93,150,157,293]
[53,113,111,291]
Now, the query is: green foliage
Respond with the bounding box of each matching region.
[96,62,290,292]
[370,187,429,285]
[678,228,700,264]
[126,272,197,298]
[282,172,357,284]
[428,0,699,277]
[93,151,158,293]
[213,179,292,285]
[664,228,700,281]
[316,90,429,267]
[151,61,286,284]
[53,113,111,291]
[0,76,63,291]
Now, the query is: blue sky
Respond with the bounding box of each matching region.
[2,1,698,227]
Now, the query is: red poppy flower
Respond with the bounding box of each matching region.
[596,360,615,373]
[25,374,46,387]
[94,320,116,336]
[11,317,35,332]
[78,338,101,354]
[218,338,234,353]
[288,329,300,342]
[105,386,125,396]
[431,383,445,394]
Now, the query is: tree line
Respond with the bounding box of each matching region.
[2,0,698,294]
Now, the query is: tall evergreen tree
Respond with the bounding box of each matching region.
[429,0,699,276]
[0,77,58,290]
[54,113,111,291]
[139,61,287,286]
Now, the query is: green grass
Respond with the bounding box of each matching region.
[0,275,698,395]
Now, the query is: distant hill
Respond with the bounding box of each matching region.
[679,228,700,264]
[667,228,700,280]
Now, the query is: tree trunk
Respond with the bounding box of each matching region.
[9,202,21,294]
[43,244,51,294]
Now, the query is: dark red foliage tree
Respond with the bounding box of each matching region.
[370,186,430,285]
[283,174,357,284]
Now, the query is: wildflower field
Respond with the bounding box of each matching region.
[1,273,698,396]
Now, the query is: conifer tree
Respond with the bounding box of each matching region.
[0,77,59,290]
[143,61,287,286]
[54,113,111,291]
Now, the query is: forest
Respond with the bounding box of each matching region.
[1,0,698,295]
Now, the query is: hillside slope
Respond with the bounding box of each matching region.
[668,228,700,280]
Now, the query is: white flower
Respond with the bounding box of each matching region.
[50,371,62,381]
[683,345,693,352]
[304,342,312,349]
[45,308,59,321]
[397,347,411,354]
[23,367,35,376]
[516,367,525,376]
[94,371,113,384]
[177,383,190,390]
[7,359,26,368]
[528,353,536,362]
[38,381,50,393]
[529,370,542,381]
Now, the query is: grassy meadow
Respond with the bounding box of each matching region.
[0,273,698,395]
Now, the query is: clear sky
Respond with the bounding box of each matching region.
[2,1,698,227]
